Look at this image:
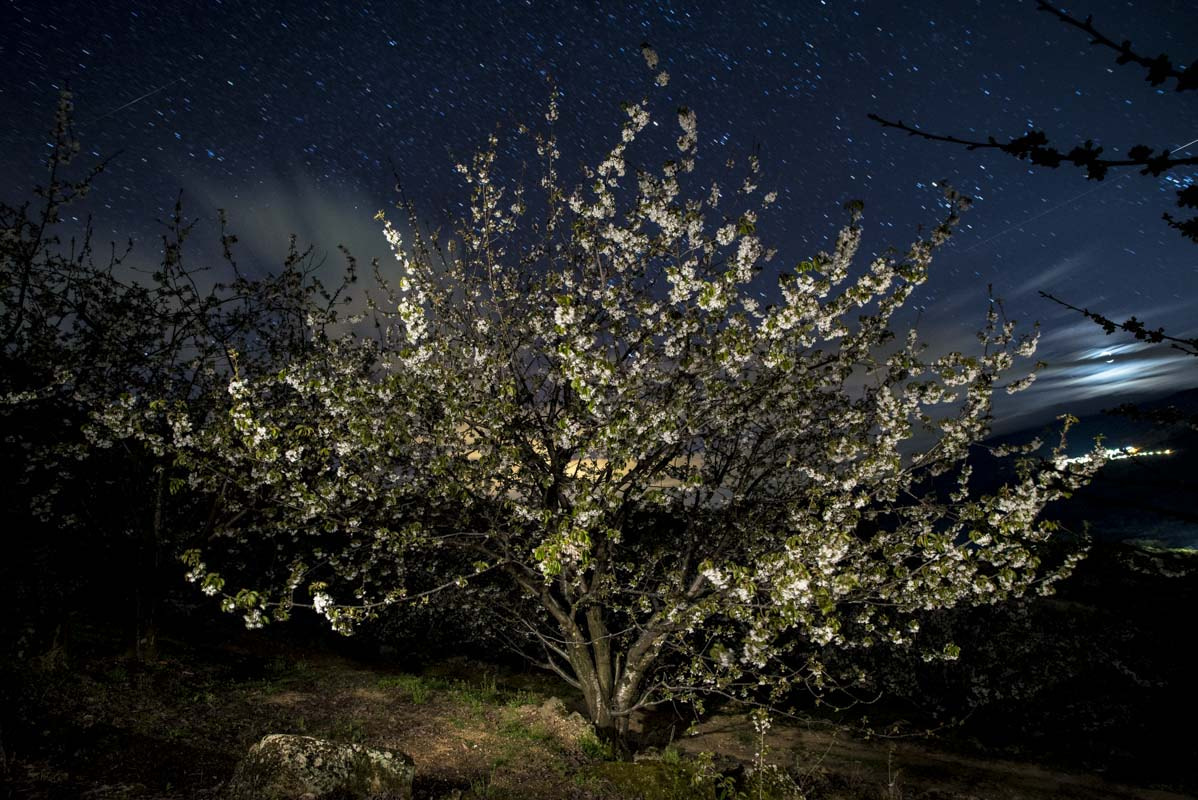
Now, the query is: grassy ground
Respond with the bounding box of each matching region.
[3,624,1190,800]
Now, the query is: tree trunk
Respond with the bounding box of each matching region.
[522,569,656,754]
[566,624,650,757]
[135,467,165,662]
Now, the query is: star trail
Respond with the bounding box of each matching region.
[2,0,1195,429]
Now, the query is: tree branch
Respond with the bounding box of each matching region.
[1037,1,1197,91]
[866,114,1197,179]
[1039,291,1198,356]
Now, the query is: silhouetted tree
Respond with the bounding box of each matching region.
[1,89,359,661]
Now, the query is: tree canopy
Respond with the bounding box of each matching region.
[93,53,1104,741]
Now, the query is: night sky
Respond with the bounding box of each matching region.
[3,0,1195,431]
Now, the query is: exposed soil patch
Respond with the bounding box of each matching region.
[680,711,1191,800]
[4,630,1189,799]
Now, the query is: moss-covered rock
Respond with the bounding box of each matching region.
[588,760,715,800]
[225,733,414,800]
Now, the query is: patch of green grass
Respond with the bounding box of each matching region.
[578,730,617,761]
[499,714,554,744]
[469,766,500,799]
[588,760,716,800]
[376,674,415,690]
[451,672,504,711]
[589,755,801,800]
[466,754,521,800]
[330,717,368,743]
[376,673,449,704]
[501,687,539,707]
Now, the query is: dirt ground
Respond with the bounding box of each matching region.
[3,632,1191,800]
[678,712,1191,800]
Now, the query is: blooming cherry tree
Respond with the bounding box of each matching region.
[158,56,1101,741]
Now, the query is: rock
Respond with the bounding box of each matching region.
[538,696,568,717]
[225,734,414,800]
[631,746,662,763]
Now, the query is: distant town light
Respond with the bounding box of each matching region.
[1061,445,1175,466]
